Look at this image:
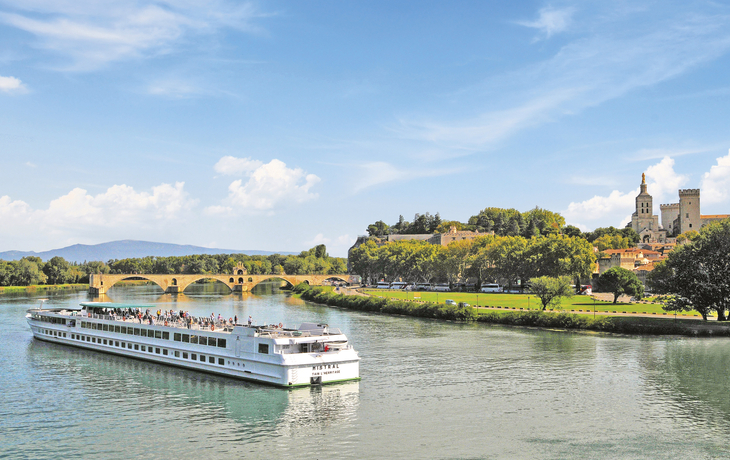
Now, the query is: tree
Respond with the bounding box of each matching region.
[13,258,47,286]
[597,267,644,304]
[659,220,730,320]
[529,276,574,310]
[562,225,583,239]
[593,234,629,252]
[314,244,328,259]
[367,220,390,237]
[43,256,71,285]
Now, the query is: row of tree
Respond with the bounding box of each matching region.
[365,207,640,248]
[0,256,107,286]
[0,245,347,286]
[647,220,730,320]
[349,234,596,289]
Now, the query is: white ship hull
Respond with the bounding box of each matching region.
[27,305,360,388]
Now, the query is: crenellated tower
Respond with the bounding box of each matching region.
[677,189,701,234]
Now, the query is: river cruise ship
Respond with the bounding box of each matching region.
[26,302,360,387]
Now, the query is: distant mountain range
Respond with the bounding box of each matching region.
[0,240,295,263]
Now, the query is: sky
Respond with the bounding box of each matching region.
[2,0,730,257]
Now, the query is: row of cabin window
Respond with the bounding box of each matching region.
[81,321,170,340]
[172,332,226,348]
[43,329,67,338]
[70,333,226,365]
[39,316,66,325]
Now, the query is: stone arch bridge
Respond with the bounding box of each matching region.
[89,273,358,295]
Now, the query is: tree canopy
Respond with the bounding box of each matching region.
[652,220,730,320]
[529,276,574,310]
[597,267,644,304]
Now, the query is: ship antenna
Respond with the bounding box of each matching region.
[38,299,49,310]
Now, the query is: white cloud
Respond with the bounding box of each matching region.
[0,182,198,250]
[147,79,201,98]
[353,161,465,192]
[563,156,687,227]
[0,75,26,93]
[397,6,730,150]
[517,6,576,39]
[701,149,730,204]
[214,156,264,176]
[0,195,32,219]
[42,182,197,229]
[0,1,263,70]
[209,159,320,213]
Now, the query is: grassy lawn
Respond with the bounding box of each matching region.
[361,288,706,317]
[0,284,88,294]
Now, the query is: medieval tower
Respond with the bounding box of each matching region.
[631,173,660,235]
[677,189,701,234]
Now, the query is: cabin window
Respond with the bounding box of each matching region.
[121,342,125,348]
[183,352,188,359]
[140,329,147,337]
[121,327,127,334]
[218,358,224,365]
[190,335,198,344]
[63,333,66,338]
[208,356,215,364]
[197,336,207,346]
[81,321,87,328]
[258,344,269,354]
[217,339,226,348]
[200,355,205,362]
[128,343,133,349]
[115,326,121,333]
[162,332,169,340]
[91,337,95,343]
[141,345,146,352]
[182,334,189,343]
[155,331,162,339]
[148,347,153,354]
[191,353,197,360]
[71,334,75,339]
[174,350,180,357]
[134,328,140,336]
[102,339,107,345]
[208,338,217,347]
[163,349,168,356]
[127,328,133,335]
[115,341,119,347]
[86,337,90,342]
[155,348,160,354]
[174,333,181,342]
[103,324,109,331]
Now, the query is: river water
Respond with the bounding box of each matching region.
[2,283,730,459]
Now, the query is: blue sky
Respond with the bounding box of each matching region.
[2,0,730,257]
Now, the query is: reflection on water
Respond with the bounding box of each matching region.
[4,284,730,459]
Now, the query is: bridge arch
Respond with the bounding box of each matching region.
[104,275,168,293]
[176,276,234,293]
[247,276,302,290]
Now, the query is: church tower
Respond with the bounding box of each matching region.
[632,173,656,232]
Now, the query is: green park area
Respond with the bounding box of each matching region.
[360,288,706,318]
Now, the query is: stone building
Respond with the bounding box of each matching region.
[628,173,730,242]
[660,188,729,236]
[630,174,669,243]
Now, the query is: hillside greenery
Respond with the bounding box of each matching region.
[0,245,346,287]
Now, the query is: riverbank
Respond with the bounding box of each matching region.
[0,283,87,294]
[361,288,707,317]
[295,284,730,337]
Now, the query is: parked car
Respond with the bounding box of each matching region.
[444,299,457,306]
[458,302,470,307]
